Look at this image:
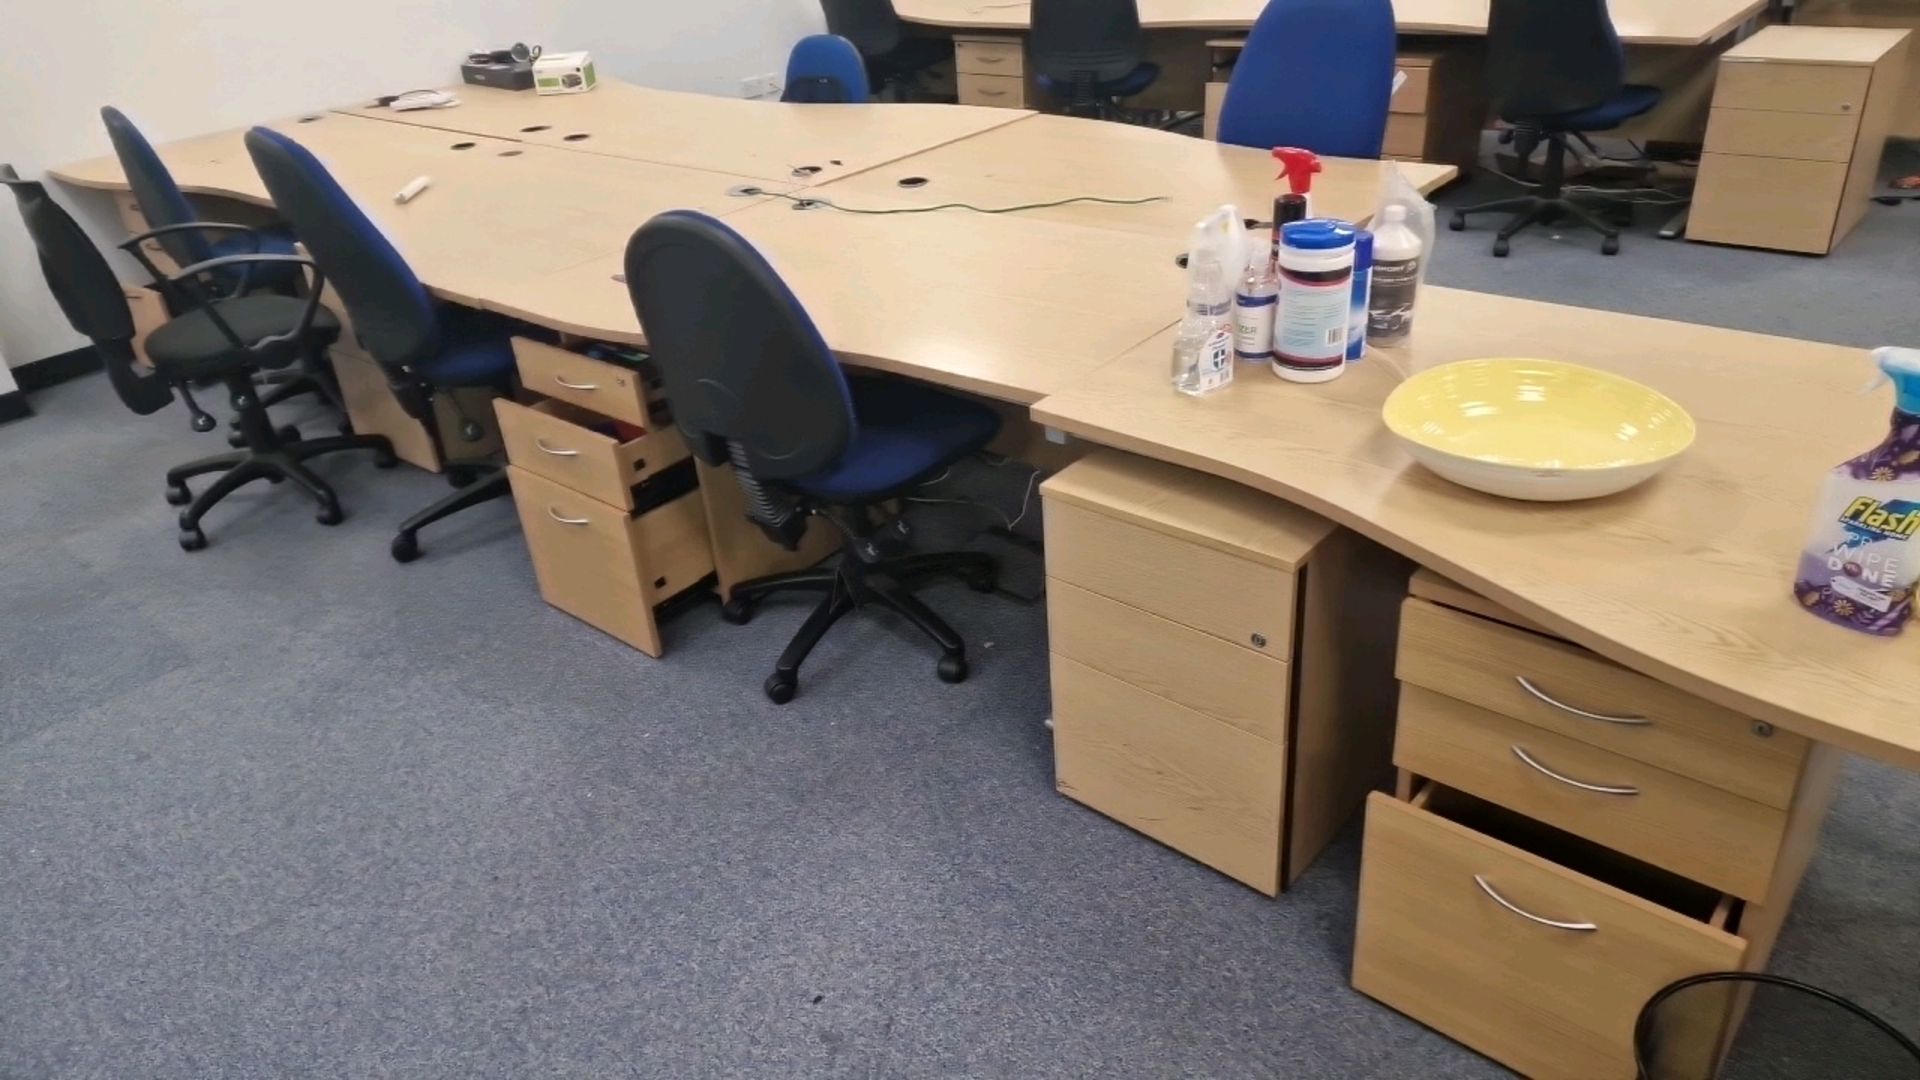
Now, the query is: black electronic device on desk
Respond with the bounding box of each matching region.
[461,43,540,91]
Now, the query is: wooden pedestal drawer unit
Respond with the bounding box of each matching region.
[500,337,712,657]
[1356,571,1845,1075]
[1042,450,1411,895]
[956,35,1030,108]
[1354,785,1746,1080]
[1689,26,1912,255]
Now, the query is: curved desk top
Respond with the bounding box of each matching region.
[1033,291,1920,771]
[894,0,1765,46]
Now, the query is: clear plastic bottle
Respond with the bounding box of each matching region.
[1232,243,1278,365]
[1171,209,1241,396]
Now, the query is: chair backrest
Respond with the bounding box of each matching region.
[100,106,210,270]
[243,127,439,374]
[1217,0,1397,156]
[1030,0,1146,84]
[0,165,172,415]
[783,34,872,102]
[623,210,854,484]
[819,0,905,58]
[1485,0,1625,120]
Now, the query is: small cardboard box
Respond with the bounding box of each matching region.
[533,51,598,95]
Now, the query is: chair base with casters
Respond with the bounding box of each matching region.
[719,506,998,704]
[389,466,512,563]
[1038,63,1160,122]
[1449,85,1661,257]
[166,367,396,551]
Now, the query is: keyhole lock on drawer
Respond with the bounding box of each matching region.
[1250,632,1268,649]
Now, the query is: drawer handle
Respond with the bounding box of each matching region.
[1512,745,1640,796]
[1473,874,1598,933]
[976,54,1006,63]
[534,437,580,458]
[1515,676,1649,726]
[547,506,591,526]
[553,374,600,391]
[978,88,1008,97]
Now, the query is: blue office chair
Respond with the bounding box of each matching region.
[1216,0,1397,155]
[819,0,954,101]
[1447,0,1661,256]
[1030,0,1160,119]
[624,210,1002,703]
[244,127,520,563]
[783,34,872,102]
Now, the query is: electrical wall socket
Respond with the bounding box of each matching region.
[740,73,781,99]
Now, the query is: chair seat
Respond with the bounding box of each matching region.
[144,295,340,379]
[786,376,1002,502]
[1540,84,1661,131]
[414,307,518,387]
[1037,61,1160,101]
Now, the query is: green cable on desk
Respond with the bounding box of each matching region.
[761,190,1168,215]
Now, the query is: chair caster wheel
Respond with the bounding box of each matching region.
[278,425,303,443]
[373,450,399,469]
[966,570,999,594]
[937,653,968,684]
[764,672,798,704]
[446,466,480,488]
[1449,212,1467,232]
[1601,236,1620,256]
[178,527,208,552]
[720,596,757,625]
[268,473,286,484]
[316,503,345,526]
[390,533,421,563]
[1492,238,1511,257]
[165,484,192,506]
[227,431,246,449]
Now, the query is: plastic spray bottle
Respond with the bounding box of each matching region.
[1171,206,1245,396]
[1793,347,1920,635]
[1273,147,1321,220]
[1233,241,1278,365]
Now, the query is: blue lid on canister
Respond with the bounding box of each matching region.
[1281,218,1357,250]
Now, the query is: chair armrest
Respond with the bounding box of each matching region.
[165,255,328,359]
[116,220,261,252]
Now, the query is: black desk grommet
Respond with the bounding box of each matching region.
[521,124,551,132]
[564,133,591,142]
[451,141,476,150]
[499,149,523,157]
[897,176,929,189]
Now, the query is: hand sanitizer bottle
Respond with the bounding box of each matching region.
[1172,207,1243,396]
[1793,347,1920,635]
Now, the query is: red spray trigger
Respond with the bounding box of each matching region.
[1273,147,1321,195]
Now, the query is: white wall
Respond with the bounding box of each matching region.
[0,0,823,367]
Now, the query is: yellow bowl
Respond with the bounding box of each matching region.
[1382,358,1696,501]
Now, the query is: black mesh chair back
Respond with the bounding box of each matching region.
[1030,0,1146,85]
[1486,0,1626,120]
[243,128,440,373]
[623,210,854,483]
[0,165,172,415]
[820,0,906,58]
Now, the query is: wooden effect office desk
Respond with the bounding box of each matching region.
[339,80,1031,186]
[1033,287,1920,772]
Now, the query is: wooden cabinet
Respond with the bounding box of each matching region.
[1689,25,1912,255]
[1042,450,1410,894]
[1353,571,1843,1076]
[956,34,1032,108]
[498,337,713,657]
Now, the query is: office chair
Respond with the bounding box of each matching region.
[103,106,337,429]
[1,165,395,551]
[819,0,954,100]
[244,127,520,564]
[1215,0,1397,156]
[625,210,1002,703]
[1030,0,1159,119]
[783,34,873,102]
[1446,0,1661,256]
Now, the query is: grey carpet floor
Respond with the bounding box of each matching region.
[4,149,1920,1078]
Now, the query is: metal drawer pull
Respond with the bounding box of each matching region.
[547,506,591,526]
[976,54,1005,63]
[1474,874,1598,933]
[1514,676,1649,726]
[553,374,600,391]
[534,438,579,457]
[1512,745,1639,796]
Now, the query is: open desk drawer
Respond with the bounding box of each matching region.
[507,463,712,658]
[496,397,690,512]
[511,337,658,427]
[1353,784,1745,1079]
